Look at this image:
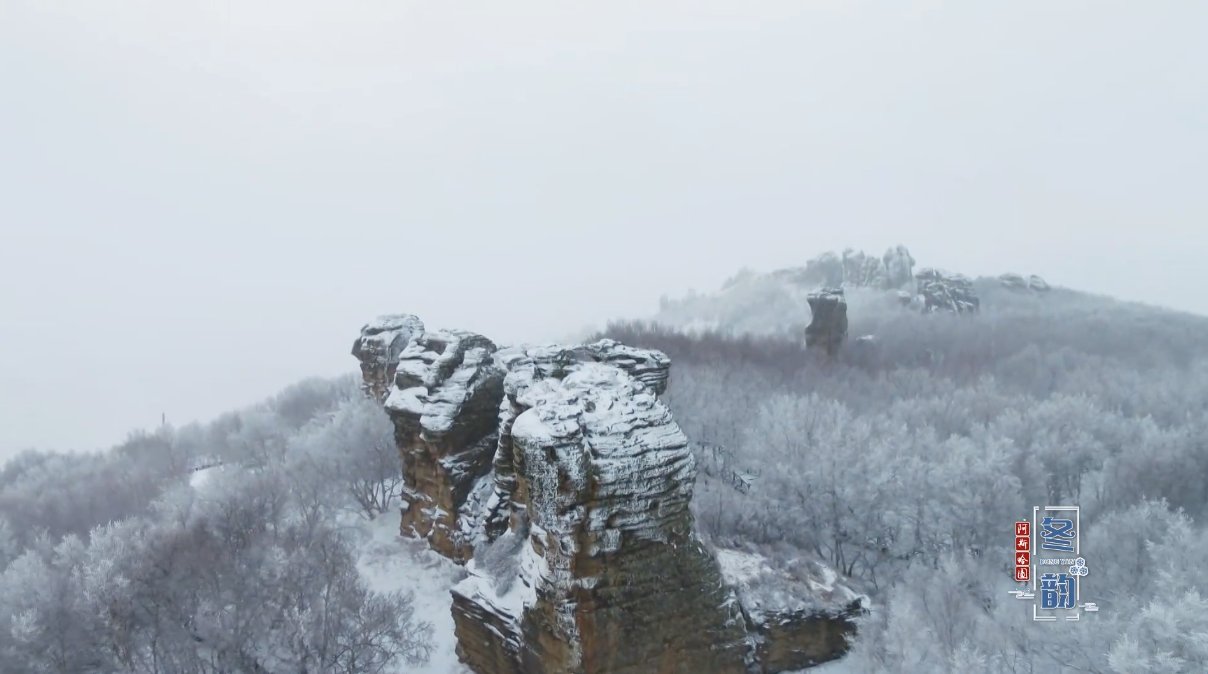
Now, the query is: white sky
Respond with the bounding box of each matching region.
[2,1,1206,457]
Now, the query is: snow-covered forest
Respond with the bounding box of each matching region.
[0,378,437,673]
[603,275,1208,672]
[2,270,1208,673]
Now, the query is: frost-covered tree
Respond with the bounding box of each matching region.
[287,396,402,519]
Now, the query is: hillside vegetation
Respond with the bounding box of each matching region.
[599,272,1208,672]
[2,261,1207,672]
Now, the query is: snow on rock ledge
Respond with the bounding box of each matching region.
[351,314,425,401]
[382,329,505,561]
[486,341,672,538]
[452,360,749,674]
[352,314,864,672]
[915,268,980,314]
[717,549,866,672]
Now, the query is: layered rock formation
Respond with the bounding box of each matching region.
[453,361,750,674]
[353,315,864,673]
[351,314,425,401]
[486,341,671,538]
[382,329,504,560]
[915,268,980,314]
[805,288,848,355]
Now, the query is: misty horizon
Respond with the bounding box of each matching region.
[4,1,1207,457]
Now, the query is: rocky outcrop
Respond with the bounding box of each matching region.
[915,268,979,314]
[717,549,865,672]
[486,341,672,538]
[805,288,848,355]
[383,329,504,561]
[452,361,750,674]
[999,273,1051,293]
[351,314,425,401]
[353,315,864,672]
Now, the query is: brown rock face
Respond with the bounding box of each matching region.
[453,361,749,674]
[351,314,425,402]
[352,315,864,672]
[382,329,504,561]
[751,605,861,672]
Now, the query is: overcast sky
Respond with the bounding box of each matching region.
[2,1,1206,458]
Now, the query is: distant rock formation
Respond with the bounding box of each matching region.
[805,288,848,355]
[1000,273,1051,293]
[353,315,865,673]
[915,268,980,314]
[882,245,916,289]
[802,246,916,290]
[383,329,504,561]
[351,314,425,401]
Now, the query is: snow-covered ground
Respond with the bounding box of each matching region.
[188,466,857,673]
[353,514,470,674]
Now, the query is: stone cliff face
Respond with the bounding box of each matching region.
[805,288,848,356]
[353,315,864,673]
[454,360,750,674]
[487,341,672,539]
[381,329,504,561]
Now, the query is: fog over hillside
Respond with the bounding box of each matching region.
[1,245,1207,671]
[4,1,1207,670]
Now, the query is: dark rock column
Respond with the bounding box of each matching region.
[806,288,848,356]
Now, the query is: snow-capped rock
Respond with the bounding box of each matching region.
[351,314,425,401]
[452,360,750,674]
[382,329,505,561]
[716,549,866,672]
[353,315,863,673]
[915,268,980,314]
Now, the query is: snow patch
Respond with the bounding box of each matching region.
[353,515,470,674]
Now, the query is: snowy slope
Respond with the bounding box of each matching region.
[354,514,470,674]
[189,464,469,673]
